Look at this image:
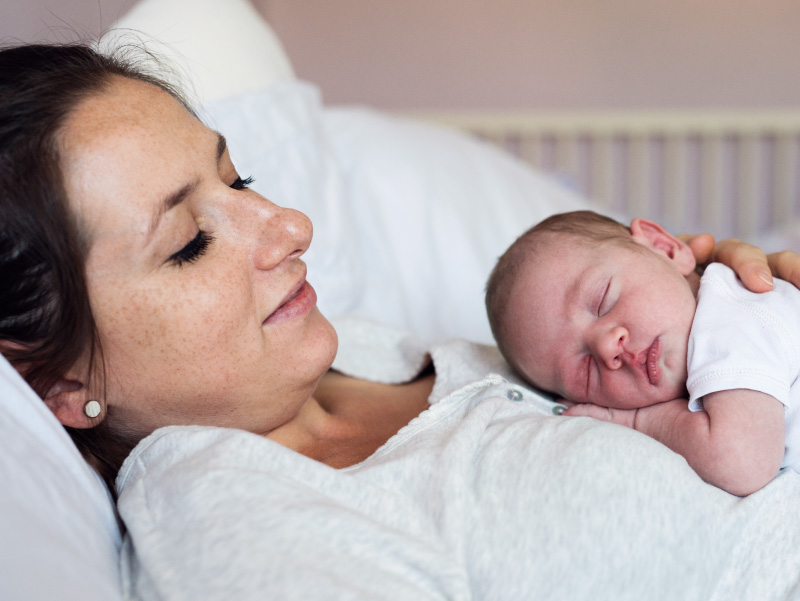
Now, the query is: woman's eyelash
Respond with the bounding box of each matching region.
[168,230,213,267]
[231,175,254,190]
[166,175,251,267]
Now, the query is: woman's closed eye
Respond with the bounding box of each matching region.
[168,230,213,267]
[231,175,254,190]
[166,175,253,267]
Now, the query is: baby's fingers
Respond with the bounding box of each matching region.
[564,403,639,428]
[564,403,613,421]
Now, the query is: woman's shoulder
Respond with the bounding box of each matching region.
[116,426,287,492]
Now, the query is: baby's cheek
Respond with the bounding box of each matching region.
[599,376,645,409]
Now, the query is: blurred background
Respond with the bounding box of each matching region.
[2,0,799,110]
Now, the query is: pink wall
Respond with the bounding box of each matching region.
[260,0,800,110]
[1,0,798,110]
[0,0,137,43]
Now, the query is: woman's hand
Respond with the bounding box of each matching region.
[681,233,800,293]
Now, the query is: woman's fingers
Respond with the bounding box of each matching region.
[767,250,800,289]
[679,234,800,292]
[680,232,716,266]
[680,232,771,291]
[710,238,774,293]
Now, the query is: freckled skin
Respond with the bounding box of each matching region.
[60,77,338,439]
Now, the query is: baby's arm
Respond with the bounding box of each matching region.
[567,390,785,496]
[634,390,784,495]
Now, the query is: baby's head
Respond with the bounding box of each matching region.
[486,210,700,409]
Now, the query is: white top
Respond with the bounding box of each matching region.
[687,263,800,470]
[117,316,800,601]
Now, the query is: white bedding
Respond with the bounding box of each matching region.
[117,318,800,601]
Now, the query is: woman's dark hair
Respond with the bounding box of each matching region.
[0,42,193,492]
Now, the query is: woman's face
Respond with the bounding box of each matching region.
[58,77,337,437]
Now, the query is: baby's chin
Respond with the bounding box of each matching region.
[658,379,689,404]
[645,386,690,407]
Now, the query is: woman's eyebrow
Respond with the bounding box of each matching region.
[215,132,227,163]
[147,181,198,242]
[146,131,227,244]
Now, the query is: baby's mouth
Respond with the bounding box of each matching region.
[645,338,661,385]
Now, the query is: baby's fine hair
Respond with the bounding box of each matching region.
[485,210,634,376]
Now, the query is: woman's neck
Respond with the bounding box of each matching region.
[266,370,434,469]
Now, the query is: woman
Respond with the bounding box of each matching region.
[3,44,800,600]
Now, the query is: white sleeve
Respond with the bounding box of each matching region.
[687,264,800,411]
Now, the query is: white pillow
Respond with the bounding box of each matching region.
[321,107,593,344]
[102,0,294,107]
[0,355,122,601]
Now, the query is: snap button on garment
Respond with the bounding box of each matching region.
[506,389,523,401]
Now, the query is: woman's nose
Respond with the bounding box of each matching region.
[250,202,313,271]
[591,326,629,370]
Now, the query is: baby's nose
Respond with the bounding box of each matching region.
[595,326,629,370]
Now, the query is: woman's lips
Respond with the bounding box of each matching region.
[646,338,661,385]
[264,280,316,325]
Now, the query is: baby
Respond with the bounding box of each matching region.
[486,210,799,496]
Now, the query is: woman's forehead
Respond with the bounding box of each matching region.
[57,78,214,241]
[60,77,203,155]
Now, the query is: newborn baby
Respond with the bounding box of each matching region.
[486,210,799,496]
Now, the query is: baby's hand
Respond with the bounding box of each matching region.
[563,402,638,429]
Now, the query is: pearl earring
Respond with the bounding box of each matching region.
[84,400,102,419]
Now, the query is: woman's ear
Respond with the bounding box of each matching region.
[630,217,697,276]
[43,378,103,429]
[0,340,103,428]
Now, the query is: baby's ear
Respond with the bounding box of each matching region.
[630,217,696,276]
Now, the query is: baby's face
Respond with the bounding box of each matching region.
[507,235,697,409]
